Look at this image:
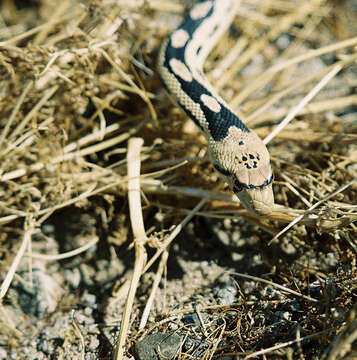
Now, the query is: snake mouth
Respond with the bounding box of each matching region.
[235,182,274,215]
[251,198,274,216]
[235,175,273,190]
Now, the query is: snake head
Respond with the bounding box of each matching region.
[209,126,274,215]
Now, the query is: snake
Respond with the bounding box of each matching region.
[158,0,274,215]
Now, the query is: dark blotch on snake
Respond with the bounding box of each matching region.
[163,4,250,142]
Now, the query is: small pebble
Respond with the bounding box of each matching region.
[216,286,237,305]
[0,348,8,359]
[64,268,81,289]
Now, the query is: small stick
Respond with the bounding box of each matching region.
[139,249,169,330]
[113,137,147,360]
[264,63,342,145]
[270,178,356,243]
[244,329,330,359]
[142,196,208,274]
[0,80,33,148]
[233,35,357,106]
[28,236,99,261]
[9,85,58,141]
[0,11,82,46]
[0,220,35,299]
[232,272,318,303]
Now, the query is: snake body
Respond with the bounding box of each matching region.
[158,0,274,215]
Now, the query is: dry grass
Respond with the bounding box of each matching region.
[0,0,356,359]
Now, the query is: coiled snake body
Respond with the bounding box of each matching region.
[158,0,274,215]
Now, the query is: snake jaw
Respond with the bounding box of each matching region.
[214,168,274,215]
[234,183,274,215]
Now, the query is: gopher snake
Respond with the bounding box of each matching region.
[158,0,274,215]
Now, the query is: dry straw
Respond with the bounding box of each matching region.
[0,0,356,359]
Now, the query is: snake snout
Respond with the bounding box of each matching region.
[250,184,274,215]
[236,183,274,215]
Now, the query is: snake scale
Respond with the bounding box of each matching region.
[158,0,274,215]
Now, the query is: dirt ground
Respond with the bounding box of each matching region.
[0,0,356,359]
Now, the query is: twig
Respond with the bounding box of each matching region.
[244,329,330,359]
[0,80,33,148]
[8,85,58,141]
[270,178,356,243]
[232,272,318,303]
[27,236,99,261]
[142,196,208,274]
[232,35,357,106]
[0,219,35,300]
[0,10,82,45]
[71,311,86,360]
[113,137,147,360]
[264,63,343,144]
[139,250,169,330]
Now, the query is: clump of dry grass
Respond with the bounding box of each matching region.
[0,0,356,359]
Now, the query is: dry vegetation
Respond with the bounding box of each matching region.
[0,0,356,359]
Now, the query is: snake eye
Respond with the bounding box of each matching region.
[213,164,231,176]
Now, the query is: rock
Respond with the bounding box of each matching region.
[135,333,181,360]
